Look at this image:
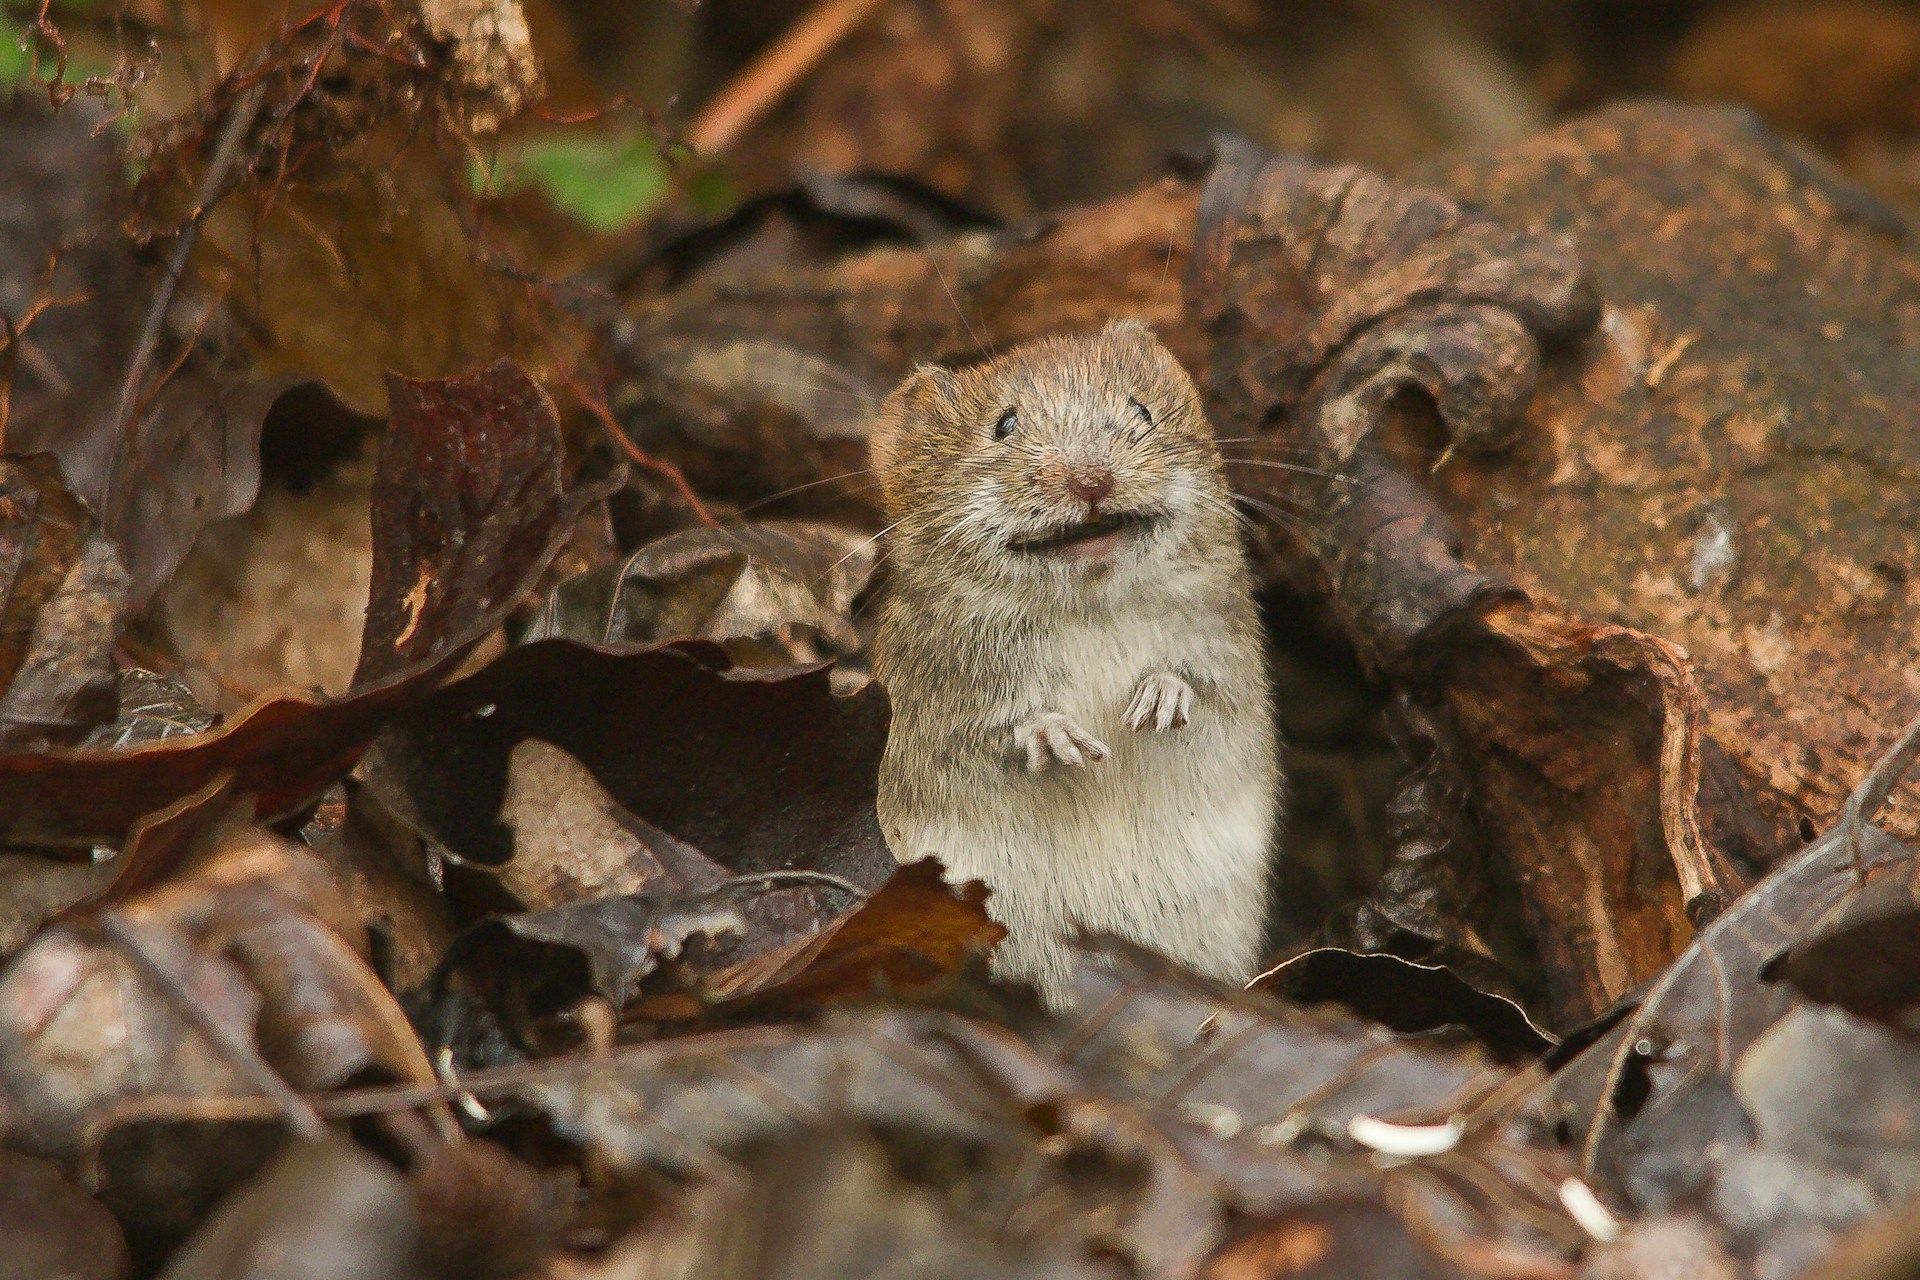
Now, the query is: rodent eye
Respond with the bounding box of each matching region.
[993,407,1019,441]
[1128,396,1153,428]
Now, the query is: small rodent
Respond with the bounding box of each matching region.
[870,319,1280,1006]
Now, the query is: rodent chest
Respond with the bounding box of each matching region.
[1004,617,1175,725]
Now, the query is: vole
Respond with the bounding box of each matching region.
[870,318,1279,1006]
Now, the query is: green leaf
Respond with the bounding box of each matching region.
[1,13,29,85]
[486,130,671,232]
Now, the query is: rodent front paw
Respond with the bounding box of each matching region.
[1016,712,1110,772]
[1126,672,1194,733]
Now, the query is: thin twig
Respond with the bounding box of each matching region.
[100,77,267,532]
[686,0,890,155]
[100,910,329,1142]
[556,360,718,526]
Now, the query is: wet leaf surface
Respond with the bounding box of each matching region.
[357,361,578,685]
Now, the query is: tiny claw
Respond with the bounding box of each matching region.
[1017,712,1109,772]
[1127,672,1194,734]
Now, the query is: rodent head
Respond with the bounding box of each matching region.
[870,319,1233,597]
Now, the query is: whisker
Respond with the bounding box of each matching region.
[1210,436,1327,454]
[1218,458,1357,485]
[724,376,875,407]
[813,520,902,589]
[735,469,882,515]
[933,506,992,554]
[1229,493,1321,541]
[923,246,995,361]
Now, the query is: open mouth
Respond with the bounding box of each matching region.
[1008,511,1158,557]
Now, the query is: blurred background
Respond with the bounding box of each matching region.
[18,0,1920,230]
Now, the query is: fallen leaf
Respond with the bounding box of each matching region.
[1532,718,1920,1261]
[357,361,578,685]
[359,640,893,884]
[0,454,127,745]
[449,889,747,1015]
[153,1138,419,1280]
[494,737,729,909]
[0,1149,130,1280]
[0,99,280,607]
[526,519,879,669]
[0,359,599,848]
[81,669,218,751]
[1253,947,1554,1061]
[697,857,1002,1012]
[0,823,442,1168]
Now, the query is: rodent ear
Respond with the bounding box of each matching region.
[868,362,957,477]
[1103,316,1158,346]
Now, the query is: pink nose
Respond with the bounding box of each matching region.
[1064,464,1114,506]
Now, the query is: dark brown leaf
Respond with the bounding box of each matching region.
[628,169,999,295]
[152,1139,420,1280]
[357,361,570,686]
[698,858,1003,1013]
[0,454,127,745]
[1253,948,1553,1060]
[0,1149,130,1280]
[431,762,969,1035]
[1532,718,1920,1238]
[449,888,748,1015]
[0,361,595,849]
[0,653,491,850]
[0,100,281,608]
[359,640,894,884]
[526,519,879,670]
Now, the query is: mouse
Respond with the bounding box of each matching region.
[869,318,1280,1007]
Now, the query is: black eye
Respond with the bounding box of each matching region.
[1128,396,1153,428]
[994,407,1018,440]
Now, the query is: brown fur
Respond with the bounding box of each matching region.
[870,319,1281,1005]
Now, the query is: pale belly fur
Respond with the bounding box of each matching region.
[878,605,1277,1006]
